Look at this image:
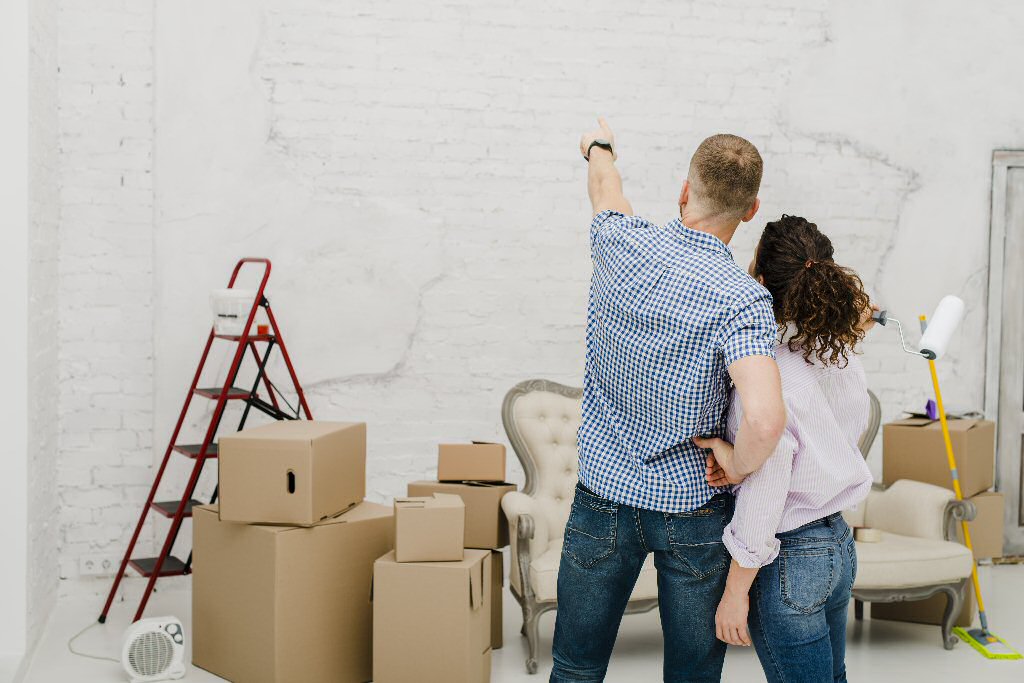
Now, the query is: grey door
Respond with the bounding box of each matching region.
[986,152,1024,554]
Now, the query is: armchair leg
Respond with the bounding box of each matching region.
[854,599,863,621]
[938,583,964,650]
[522,604,542,674]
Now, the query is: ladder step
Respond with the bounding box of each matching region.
[172,443,218,459]
[215,332,274,342]
[151,499,202,518]
[129,556,189,578]
[194,386,250,400]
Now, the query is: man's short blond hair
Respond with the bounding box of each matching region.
[688,134,763,218]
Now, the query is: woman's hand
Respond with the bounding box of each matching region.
[859,302,882,332]
[694,436,744,487]
[715,588,752,646]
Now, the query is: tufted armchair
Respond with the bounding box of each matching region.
[846,391,977,649]
[500,379,659,674]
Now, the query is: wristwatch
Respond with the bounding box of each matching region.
[584,139,615,161]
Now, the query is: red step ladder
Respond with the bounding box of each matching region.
[99,258,312,623]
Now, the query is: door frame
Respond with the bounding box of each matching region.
[985,150,1024,552]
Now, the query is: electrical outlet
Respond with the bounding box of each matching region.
[79,555,115,577]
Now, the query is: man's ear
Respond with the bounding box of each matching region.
[679,180,690,210]
[741,197,760,223]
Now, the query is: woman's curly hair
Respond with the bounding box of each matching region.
[753,215,870,367]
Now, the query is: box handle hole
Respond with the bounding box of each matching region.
[286,470,296,494]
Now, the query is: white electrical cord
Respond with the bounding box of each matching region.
[67,620,119,663]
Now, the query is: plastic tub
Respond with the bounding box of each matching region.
[210,288,256,336]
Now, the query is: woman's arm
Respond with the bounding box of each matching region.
[717,561,759,646]
[703,431,797,645]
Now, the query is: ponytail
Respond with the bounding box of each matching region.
[754,215,870,367]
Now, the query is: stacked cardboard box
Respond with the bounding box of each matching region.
[374,550,493,683]
[372,442,515,682]
[192,421,390,683]
[410,442,515,650]
[876,416,1001,627]
[194,428,512,682]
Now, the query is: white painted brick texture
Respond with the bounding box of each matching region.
[57,0,155,589]
[55,0,1024,590]
[28,0,61,639]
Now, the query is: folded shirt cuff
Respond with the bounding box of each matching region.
[722,524,781,569]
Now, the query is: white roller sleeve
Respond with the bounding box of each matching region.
[919,295,964,360]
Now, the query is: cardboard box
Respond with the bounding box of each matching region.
[192,502,392,683]
[394,494,465,562]
[871,587,974,628]
[882,418,995,497]
[407,481,516,549]
[952,491,1004,560]
[373,550,492,683]
[438,442,506,482]
[490,550,503,650]
[219,420,366,526]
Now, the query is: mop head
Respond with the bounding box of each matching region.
[953,627,1023,660]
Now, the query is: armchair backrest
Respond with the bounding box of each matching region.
[502,379,582,534]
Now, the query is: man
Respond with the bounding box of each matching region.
[550,119,786,683]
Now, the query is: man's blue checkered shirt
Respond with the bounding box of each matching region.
[578,210,778,513]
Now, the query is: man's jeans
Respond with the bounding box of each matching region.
[748,513,856,683]
[550,483,734,683]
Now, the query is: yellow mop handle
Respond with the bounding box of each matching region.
[925,332,986,619]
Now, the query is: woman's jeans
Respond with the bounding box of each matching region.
[749,513,857,683]
[550,483,734,683]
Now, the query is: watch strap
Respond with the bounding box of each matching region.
[584,139,614,161]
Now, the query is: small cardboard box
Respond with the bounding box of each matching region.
[871,587,974,628]
[882,418,995,497]
[192,502,392,683]
[373,549,492,683]
[953,491,1004,560]
[438,442,506,482]
[407,481,516,549]
[394,493,465,562]
[219,420,366,526]
[490,550,504,650]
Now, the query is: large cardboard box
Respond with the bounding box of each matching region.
[373,550,492,683]
[952,491,1004,560]
[394,494,465,562]
[882,418,995,497]
[192,502,392,683]
[219,420,366,526]
[871,588,974,628]
[438,442,506,482]
[490,550,503,650]
[407,481,516,549]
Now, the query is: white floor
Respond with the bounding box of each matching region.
[21,564,1024,682]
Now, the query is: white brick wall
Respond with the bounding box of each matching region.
[53,0,1024,588]
[27,0,61,644]
[57,0,155,589]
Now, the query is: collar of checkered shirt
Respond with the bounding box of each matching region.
[666,217,732,258]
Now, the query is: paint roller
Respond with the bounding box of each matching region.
[872,294,964,360]
[873,294,1021,660]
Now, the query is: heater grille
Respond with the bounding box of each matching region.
[127,630,174,677]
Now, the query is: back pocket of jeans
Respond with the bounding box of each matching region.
[563,499,617,569]
[664,504,730,580]
[780,547,835,614]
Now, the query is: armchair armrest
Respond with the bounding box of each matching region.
[502,492,550,558]
[863,479,976,541]
[502,492,552,599]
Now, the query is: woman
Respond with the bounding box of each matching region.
[696,214,874,683]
